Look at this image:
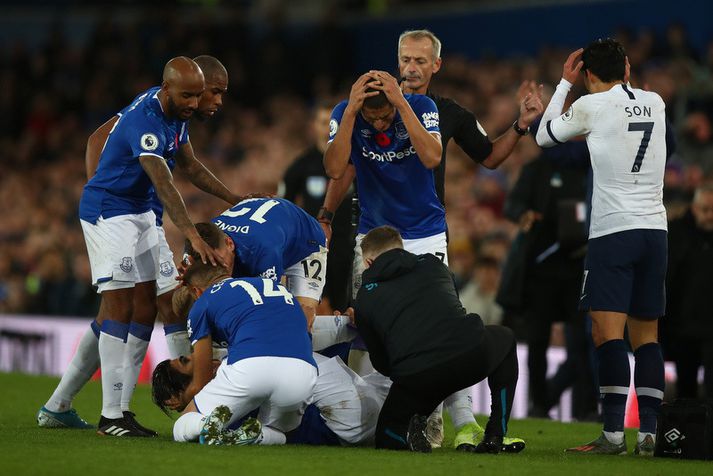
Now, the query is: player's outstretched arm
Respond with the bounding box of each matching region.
[481,80,544,169]
[140,154,223,266]
[85,115,118,180]
[175,141,241,205]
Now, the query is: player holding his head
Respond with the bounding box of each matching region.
[536,39,668,456]
[38,57,232,437]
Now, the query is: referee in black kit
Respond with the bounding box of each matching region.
[319,29,541,450]
[354,226,519,453]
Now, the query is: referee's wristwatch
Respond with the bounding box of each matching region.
[317,207,334,224]
[512,120,530,136]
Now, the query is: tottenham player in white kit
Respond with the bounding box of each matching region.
[536,39,667,456]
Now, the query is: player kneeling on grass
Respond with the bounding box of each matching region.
[152,260,317,445]
[354,226,522,453]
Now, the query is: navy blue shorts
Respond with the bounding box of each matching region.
[579,229,667,319]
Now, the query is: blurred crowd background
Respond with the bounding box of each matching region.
[1,0,712,328]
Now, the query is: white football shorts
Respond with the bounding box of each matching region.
[284,245,328,301]
[80,211,159,293]
[193,356,317,433]
[155,225,179,296]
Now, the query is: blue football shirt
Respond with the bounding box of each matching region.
[79,87,189,224]
[328,94,446,239]
[212,198,326,280]
[187,276,316,366]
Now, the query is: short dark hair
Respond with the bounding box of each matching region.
[184,222,224,259]
[151,359,191,415]
[192,55,228,82]
[363,88,390,110]
[361,225,403,259]
[582,38,627,83]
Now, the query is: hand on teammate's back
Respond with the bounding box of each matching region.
[334,307,355,326]
[562,48,584,84]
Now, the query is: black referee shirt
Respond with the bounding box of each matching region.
[428,91,493,205]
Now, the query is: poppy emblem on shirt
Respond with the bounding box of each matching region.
[375,132,391,147]
[141,133,159,151]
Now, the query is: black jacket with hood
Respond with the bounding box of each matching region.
[354,248,485,378]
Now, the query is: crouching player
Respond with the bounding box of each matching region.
[160,260,317,445]
[185,197,327,329]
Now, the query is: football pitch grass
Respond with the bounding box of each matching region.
[1,372,711,475]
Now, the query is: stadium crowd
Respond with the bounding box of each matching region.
[2,14,713,402]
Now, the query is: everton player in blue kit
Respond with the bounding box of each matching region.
[165,261,317,445]
[37,57,239,436]
[184,197,328,328]
[324,70,445,292]
[41,57,228,438]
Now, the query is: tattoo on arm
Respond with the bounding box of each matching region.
[140,155,196,237]
[176,143,236,205]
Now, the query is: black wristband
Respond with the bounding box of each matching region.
[512,120,530,136]
[317,207,334,224]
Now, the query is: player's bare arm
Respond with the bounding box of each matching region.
[175,141,241,205]
[139,154,223,266]
[324,74,379,179]
[481,80,545,169]
[170,337,214,412]
[85,115,118,180]
[319,165,356,245]
[369,70,442,169]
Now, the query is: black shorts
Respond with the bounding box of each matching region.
[579,229,667,319]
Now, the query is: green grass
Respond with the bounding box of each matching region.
[1,372,710,475]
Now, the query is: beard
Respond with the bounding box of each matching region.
[167,95,194,120]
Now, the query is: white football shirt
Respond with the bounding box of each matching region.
[536,79,667,238]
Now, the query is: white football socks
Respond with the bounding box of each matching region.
[603,430,625,445]
[45,324,100,412]
[259,426,286,445]
[165,329,191,360]
[98,324,128,419]
[173,412,205,442]
[120,323,152,412]
[445,387,478,430]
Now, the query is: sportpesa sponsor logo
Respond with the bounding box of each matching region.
[421,111,439,129]
[361,145,416,162]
